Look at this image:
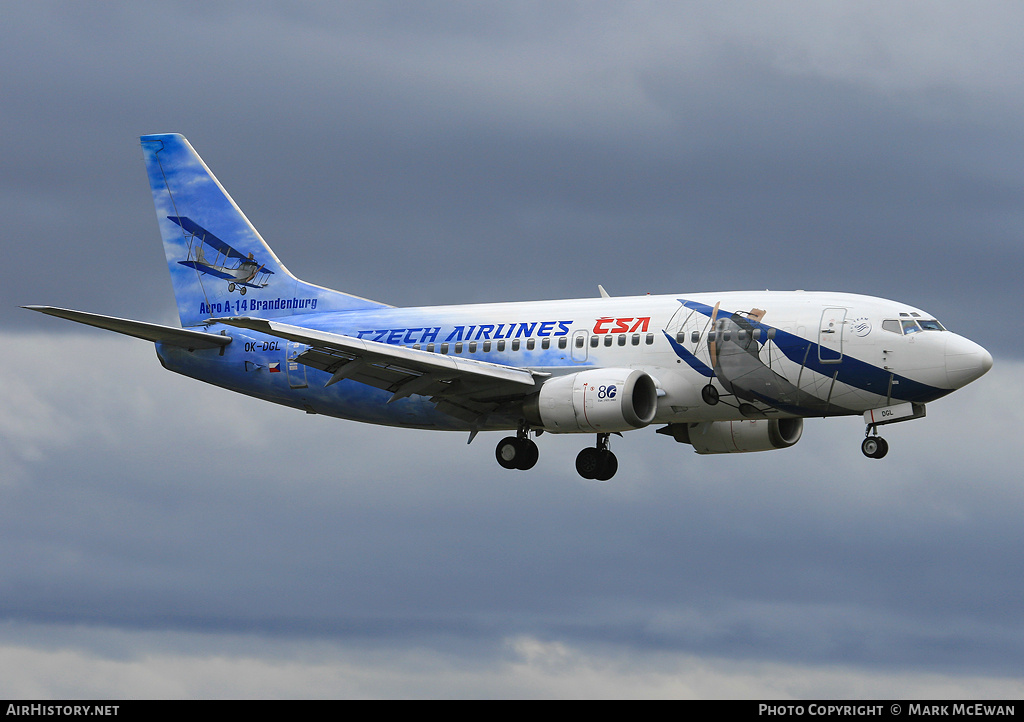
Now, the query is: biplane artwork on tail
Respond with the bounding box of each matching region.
[171,215,274,295]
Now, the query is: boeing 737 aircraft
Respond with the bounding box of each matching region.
[25,134,993,480]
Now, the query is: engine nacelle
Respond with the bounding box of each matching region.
[524,368,658,433]
[660,418,803,454]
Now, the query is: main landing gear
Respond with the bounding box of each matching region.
[575,433,618,481]
[493,427,619,481]
[495,424,539,471]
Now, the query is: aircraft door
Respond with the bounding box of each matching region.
[286,342,308,389]
[818,308,847,363]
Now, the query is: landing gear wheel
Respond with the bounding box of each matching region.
[575,447,618,481]
[701,384,720,405]
[496,437,520,470]
[576,448,601,479]
[861,436,889,459]
[240,286,246,296]
[495,436,539,471]
[228,282,236,293]
[593,450,618,481]
[516,438,539,470]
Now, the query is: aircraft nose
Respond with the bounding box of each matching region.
[945,334,993,389]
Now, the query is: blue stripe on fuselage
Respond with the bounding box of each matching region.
[675,299,950,404]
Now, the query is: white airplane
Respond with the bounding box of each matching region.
[25,134,993,481]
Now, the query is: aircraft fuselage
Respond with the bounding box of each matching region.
[156,290,990,432]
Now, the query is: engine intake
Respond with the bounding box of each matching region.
[659,418,803,454]
[524,368,658,433]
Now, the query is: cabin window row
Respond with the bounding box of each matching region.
[409,331,659,355]
[411,336,569,354]
[674,328,776,344]
[585,333,656,348]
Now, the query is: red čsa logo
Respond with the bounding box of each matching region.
[592,317,650,334]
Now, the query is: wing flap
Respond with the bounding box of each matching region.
[22,306,231,349]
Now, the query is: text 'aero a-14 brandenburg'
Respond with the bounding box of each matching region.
[25,134,992,481]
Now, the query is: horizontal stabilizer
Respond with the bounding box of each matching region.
[22,306,231,349]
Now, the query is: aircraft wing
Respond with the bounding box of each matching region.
[22,306,232,349]
[219,317,546,420]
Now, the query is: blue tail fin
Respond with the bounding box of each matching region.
[141,133,388,327]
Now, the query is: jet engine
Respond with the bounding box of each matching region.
[524,368,658,433]
[659,418,803,454]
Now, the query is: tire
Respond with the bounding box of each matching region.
[861,437,888,459]
[575,447,601,479]
[594,450,618,481]
[495,436,520,470]
[516,439,539,470]
[701,384,719,405]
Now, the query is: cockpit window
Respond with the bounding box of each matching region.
[885,318,946,335]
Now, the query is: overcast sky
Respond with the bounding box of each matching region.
[2,1,1023,699]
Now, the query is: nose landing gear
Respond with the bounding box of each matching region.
[861,433,889,459]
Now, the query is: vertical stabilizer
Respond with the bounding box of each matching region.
[141,133,387,327]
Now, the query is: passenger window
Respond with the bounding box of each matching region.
[468,341,477,353]
[618,334,626,346]
[426,343,435,353]
[483,340,491,352]
[691,330,700,343]
[603,335,613,347]
[645,333,654,345]
[454,342,463,354]
[440,343,449,354]
[574,336,584,348]
[497,340,505,352]
[413,344,421,351]
[558,337,567,349]
[526,338,535,350]
[541,338,550,350]
[511,339,520,351]
[633,334,641,346]
[590,336,599,348]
